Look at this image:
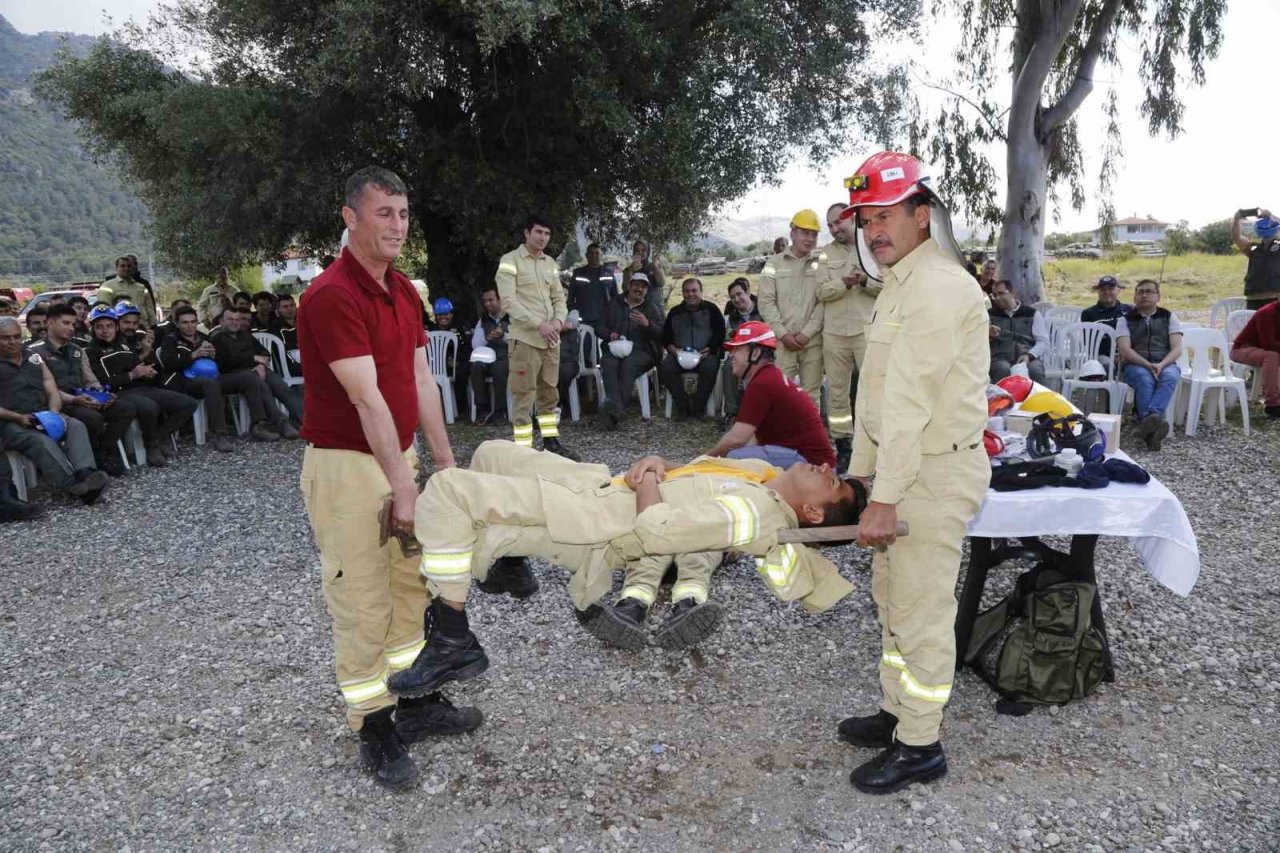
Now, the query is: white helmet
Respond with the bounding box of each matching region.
[608,338,634,358]
[470,346,497,364]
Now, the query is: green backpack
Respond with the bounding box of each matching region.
[964,564,1107,705]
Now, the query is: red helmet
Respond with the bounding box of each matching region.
[839,152,934,219]
[723,320,778,350]
[996,374,1035,403]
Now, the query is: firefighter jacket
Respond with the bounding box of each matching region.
[816,239,881,336]
[97,277,157,328]
[495,245,566,350]
[758,250,825,342]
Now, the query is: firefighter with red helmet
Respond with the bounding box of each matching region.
[834,152,992,794]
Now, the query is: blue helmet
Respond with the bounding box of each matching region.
[32,410,66,442]
[183,357,220,380]
[88,304,118,324]
[433,297,454,315]
[113,302,141,319]
[74,388,112,405]
[1256,216,1280,239]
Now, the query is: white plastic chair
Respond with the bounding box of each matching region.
[1046,305,1083,324]
[1032,301,1055,312]
[1041,317,1075,391]
[663,356,724,418]
[634,369,655,421]
[426,331,459,424]
[1224,309,1263,402]
[567,324,605,422]
[467,373,515,424]
[1210,297,1248,332]
[253,332,303,387]
[1059,322,1127,414]
[1178,327,1250,437]
[6,451,34,501]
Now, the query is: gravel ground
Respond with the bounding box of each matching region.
[1,405,1278,852]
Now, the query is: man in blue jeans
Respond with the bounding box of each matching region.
[1116,279,1184,451]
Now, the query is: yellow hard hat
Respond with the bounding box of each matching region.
[1019,389,1078,419]
[790,209,821,232]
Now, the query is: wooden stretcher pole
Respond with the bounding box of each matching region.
[777,521,909,544]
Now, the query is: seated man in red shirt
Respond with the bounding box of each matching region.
[703,320,836,470]
[1230,300,1280,418]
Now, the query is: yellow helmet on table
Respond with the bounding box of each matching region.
[1018,387,1079,419]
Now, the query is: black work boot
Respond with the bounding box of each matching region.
[541,437,579,461]
[476,556,540,599]
[395,692,484,743]
[67,468,108,497]
[582,598,649,650]
[837,709,898,748]
[851,739,947,795]
[387,601,489,698]
[834,437,852,475]
[656,598,723,650]
[357,706,418,790]
[0,485,42,522]
[96,454,126,478]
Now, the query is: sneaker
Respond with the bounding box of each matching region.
[1139,413,1163,450]
[145,444,169,467]
[212,434,234,453]
[250,422,281,442]
[0,495,43,522]
[395,692,484,743]
[581,598,649,650]
[655,598,723,650]
[97,456,127,478]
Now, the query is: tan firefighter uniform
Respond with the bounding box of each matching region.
[495,245,567,446]
[758,250,825,410]
[850,237,991,747]
[619,551,720,608]
[414,441,853,613]
[817,238,881,439]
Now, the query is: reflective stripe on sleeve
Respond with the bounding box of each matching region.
[498,263,518,275]
[714,495,759,547]
[755,543,798,595]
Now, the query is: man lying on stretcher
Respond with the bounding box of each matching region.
[387,440,868,698]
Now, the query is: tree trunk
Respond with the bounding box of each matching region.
[418,212,495,330]
[999,122,1049,303]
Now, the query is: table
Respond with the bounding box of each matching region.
[955,451,1200,685]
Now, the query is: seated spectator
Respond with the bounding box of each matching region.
[250,291,279,332]
[988,279,1049,384]
[659,277,725,418]
[597,273,663,429]
[112,302,156,364]
[0,316,109,502]
[87,305,198,466]
[24,306,48,344]
[197,267,237,327]
[0,434,43,521]
[704,321,836,468]
[977,259,998,295]
[1116,279,1184,450]
[469,287,509,425]
[99,255,158,328]
[67,295,91,343]
[772,236,788,255]
[155,306,243,452]
[1080,275,1132,360]
[210,306,302,437]
[0,297,17,317]
[427,297,456,332]
[721,277,763,425]
[557,311,585,410]
[426,297,471,413]
[230,291,252,311]
[27,305,137,477]
[275,294,302,378]
[1228,298,1280,419]
[568,242,618,328]
[153,298,190,343]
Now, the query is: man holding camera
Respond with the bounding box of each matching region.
[1233,207,1280,310]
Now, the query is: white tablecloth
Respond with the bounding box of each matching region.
[966,451,1200,596]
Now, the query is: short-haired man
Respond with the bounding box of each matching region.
[772,236,788,255]
[1230,299,1280,418]
[99,256,157,328]
[568,242,618,328]
[67,295,91,344]
[299,166,473,791]
[705,320,835,469]
[659,277,726,418]
[152,298,189,344]
[598,273,664,429]
[622,240,667,319]
[495,214,576,459]
[1116,279,1184,450]
[469,287,510,425]
[0,316,109,502]
[819,201,880,473]
[197,267,237,328]
[275,294,303,378]
[988,279,1049,384]
[232,291,253,311]
[0,297,17,318]
[250,292,279,333]
[23,306,48,344]
[1080,275,1132,360]
[1232,207,1280,310]
[210,306,302,439]
[759,210,826,410]
[836,152,991,793]
[720,277,763,426]
[27,305,137,476]
[154,306,239,452]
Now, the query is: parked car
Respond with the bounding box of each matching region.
[18,290,96,318]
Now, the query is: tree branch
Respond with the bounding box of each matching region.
[1041,0,1124,134]
[910,69,1008,141]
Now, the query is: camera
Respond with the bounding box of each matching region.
[1238,207,1261,219]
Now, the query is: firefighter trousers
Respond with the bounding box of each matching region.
[508,340,561,446]
[870,448,989,746]
[821,332,865,439]
[620,551,720,607]
[301,446,427,731]
[776,341,824,412]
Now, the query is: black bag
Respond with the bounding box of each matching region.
[964,561,1107,705]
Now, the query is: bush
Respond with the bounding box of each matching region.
[1163,222,1195,256]
[1107,243,1138,263]
[1196,220,1235,255]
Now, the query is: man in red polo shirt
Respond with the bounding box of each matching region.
[704,321,837,470]
[298,166,478,790]
[1230,299,1280,417]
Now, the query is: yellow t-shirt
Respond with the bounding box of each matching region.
[612,459,780,489]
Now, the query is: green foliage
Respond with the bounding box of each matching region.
[558,239,582,272]
[1196,219,1235,255]
[38,0,912,306]
[1162,220,1195,255]
[1106,243,1138,263]
[1044,231,1094,250]
[0,17,151,281]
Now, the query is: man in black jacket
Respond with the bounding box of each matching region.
[155,306,257,452]
[210,306,301,438]
[568,243,618,328]
[659,277,726,418]
[1080,275,1132,360]
[597,273,663,428]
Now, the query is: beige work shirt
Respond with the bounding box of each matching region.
[495,245,567,350]
[850,238,990,505]
[816,239,881,336]
[758,250,825,342]
[196,283,237,327]
[97,278,157,327]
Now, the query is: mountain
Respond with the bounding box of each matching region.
[0,15,152,283]
[705,215,792,249]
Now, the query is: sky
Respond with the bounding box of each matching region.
[5,0,1277,235]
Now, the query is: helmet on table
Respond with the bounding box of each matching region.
[996,374,1035,403]
[1027,413,1104,461]
[1019,388,1078,419]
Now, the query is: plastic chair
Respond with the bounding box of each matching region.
[427,331,459,424]
[634,369,655,420]
[567,324,605,422]
[1041,317,1075,391]
[1224,309,1263,401]
[1059,322,1127,414]
[1210,297,1248,332]
[467,374,515,424]
[1045,305,1083,324]
[663,357,724,418]
[6,451,34,501]
[1178,327,1250,437]
[253,332,304,387]
[121,420,149,467]
[1031,301,1055,312]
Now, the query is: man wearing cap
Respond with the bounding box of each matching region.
[568,242,618,328]
[495,214,576,459]
[835,152,991,794]
[1081,275,1133,360]
[598,274,663,428]
[1233,207,1280,310]
[468,287,510,426]
[758,210,826,410]
[818,202,879,473]
[987,279,1049,385]
[622,240,667,319]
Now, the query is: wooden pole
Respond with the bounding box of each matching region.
[777,521,909,545]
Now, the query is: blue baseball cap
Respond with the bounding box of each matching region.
[1256,216,1279,239]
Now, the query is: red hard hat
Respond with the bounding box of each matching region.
[996,374,1035,403]
[723,320,778,350]
[838,152,932,219]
